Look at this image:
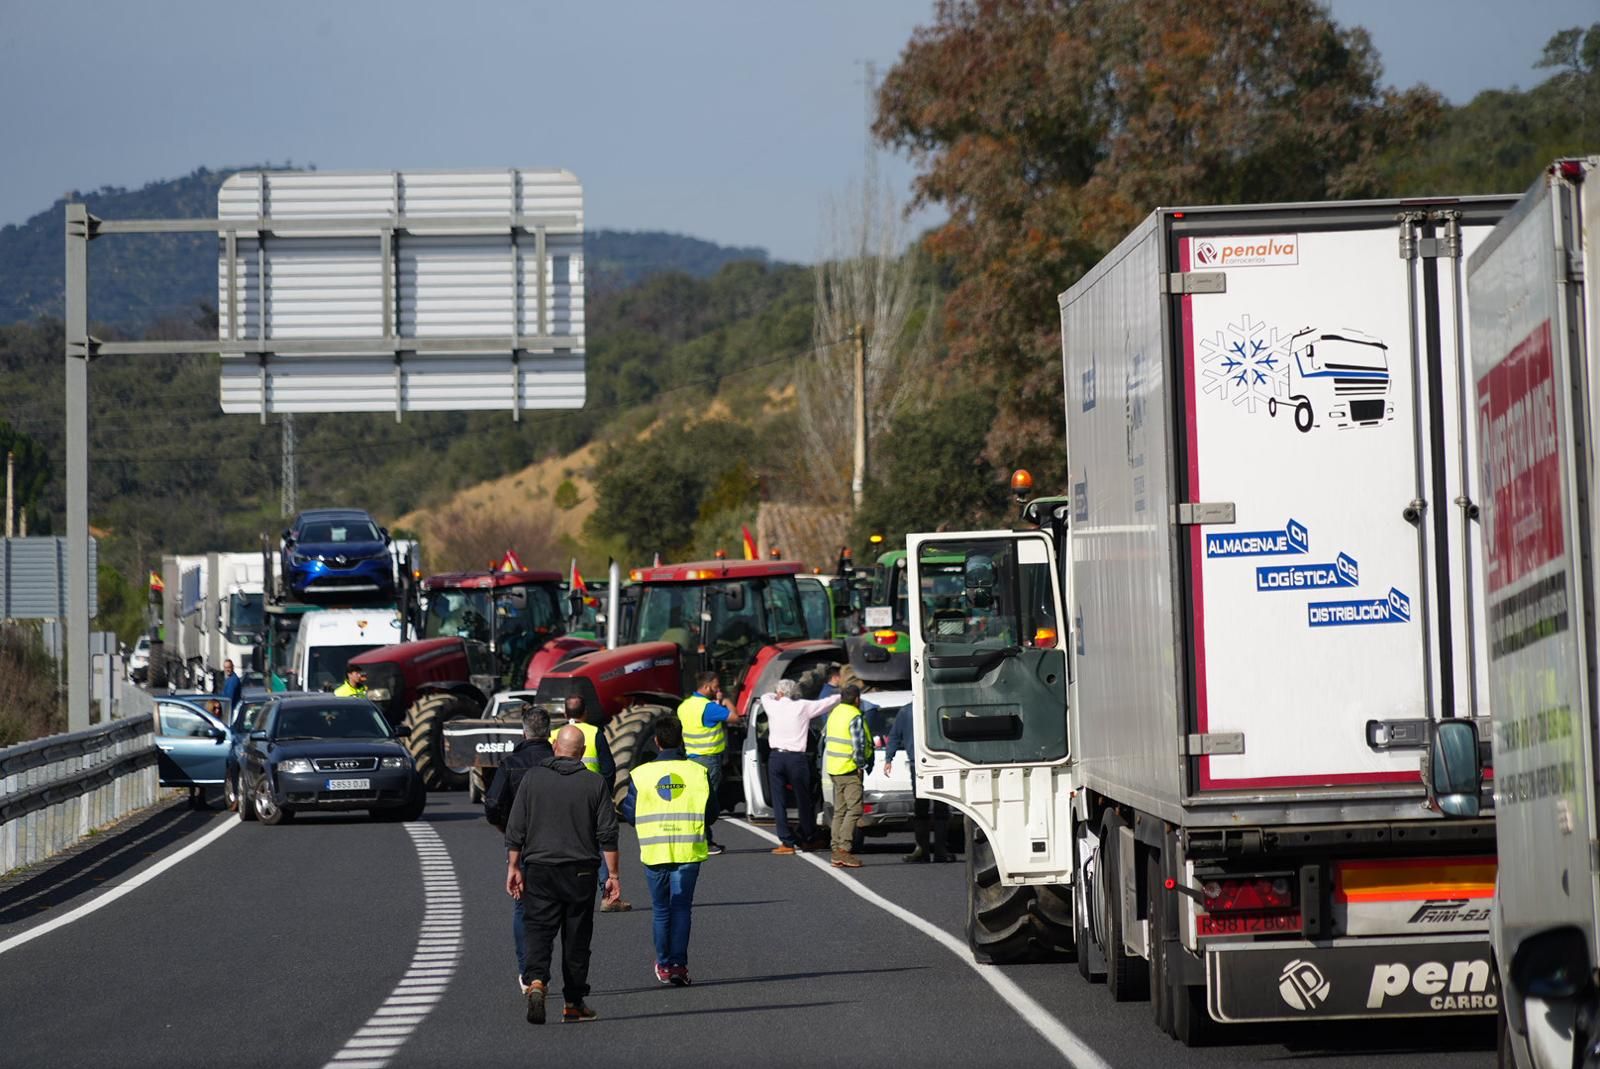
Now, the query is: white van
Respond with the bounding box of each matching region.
[285,608,404,692]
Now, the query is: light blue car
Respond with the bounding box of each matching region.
[155,698,231,808]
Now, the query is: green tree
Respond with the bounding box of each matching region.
[875,0,1437,490]
[852,390,1010,547]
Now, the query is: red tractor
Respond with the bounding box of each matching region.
[351,569,596,790]
[444,558,843,807]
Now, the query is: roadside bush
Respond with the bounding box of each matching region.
[0,624,64,746]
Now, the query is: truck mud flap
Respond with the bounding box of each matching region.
[441,718,520,770]
[1205,937,1498,1023]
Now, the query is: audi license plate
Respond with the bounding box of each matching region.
[325,778,371,791]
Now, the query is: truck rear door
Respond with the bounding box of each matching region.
[1174,207,1502,791]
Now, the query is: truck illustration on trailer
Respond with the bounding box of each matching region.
[1269,327,1393,432]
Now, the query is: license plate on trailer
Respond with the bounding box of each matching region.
[325,778,371,791]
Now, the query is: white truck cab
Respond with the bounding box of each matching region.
[284,608,404,692]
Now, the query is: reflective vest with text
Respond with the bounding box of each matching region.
[629,759,710,865]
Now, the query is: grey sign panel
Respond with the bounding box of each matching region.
[215,169,585,417]
[0,537,98,618]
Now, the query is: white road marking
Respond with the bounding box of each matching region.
[0,815,239,958]
[320,823,461,1069]
[726,817,1113,1069]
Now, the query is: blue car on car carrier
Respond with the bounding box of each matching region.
[280,508,397,601]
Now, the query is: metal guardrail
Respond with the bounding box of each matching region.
[0,712,159,874]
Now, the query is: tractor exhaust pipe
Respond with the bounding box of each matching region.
[606,558,621,650]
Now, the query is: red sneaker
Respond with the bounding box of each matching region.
[654,962,672,985]
[669,965,692,987]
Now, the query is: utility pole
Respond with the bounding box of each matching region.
[281,413,297,517]
[851,323,868,510]
[65,204,91,732]
[4,450,13,538]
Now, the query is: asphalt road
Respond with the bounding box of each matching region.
[0,794,1496,1069]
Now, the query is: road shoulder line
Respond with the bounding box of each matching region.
[725,817,1111,1069]
[0,814,237,957]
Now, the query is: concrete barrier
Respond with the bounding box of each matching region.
[0,712,159,875]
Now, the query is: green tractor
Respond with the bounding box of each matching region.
[842,545,966,688]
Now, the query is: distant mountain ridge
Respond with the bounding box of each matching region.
[0,166,770,329]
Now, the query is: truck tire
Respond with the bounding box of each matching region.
[964,818,1075,965]
[1148,847,1217,1045]
[1074,823,1106,982]
[468,767,486,804]
[1099,811,1149,1001]
[606,704,669,808]
[404,693,475,791]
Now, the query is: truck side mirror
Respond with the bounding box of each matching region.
[1428,719,1482,818]
[282,530,293,543]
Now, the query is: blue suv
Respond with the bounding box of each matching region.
[281,508,396,600]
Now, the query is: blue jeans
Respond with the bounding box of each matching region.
[643,861,701,967]
[688,753,722,840]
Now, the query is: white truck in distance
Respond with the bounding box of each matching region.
[283,608,405,693]
[1465,157,1600,1069]
[162,552,265,690]
[908,194,1512,1045]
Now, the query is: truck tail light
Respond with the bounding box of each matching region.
[1202,876,1294,912]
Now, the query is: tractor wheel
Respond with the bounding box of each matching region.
[606,705,669,808]
[404,693,476,791]
[964,818,1076,964]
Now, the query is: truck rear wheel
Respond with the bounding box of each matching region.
[606,705,669,808]
[964,818,1075,964]
[1099,812,1149,1001]
[404,693,475,791]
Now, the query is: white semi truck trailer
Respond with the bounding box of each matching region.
[908,194,1514,1044]
[161,551,265,689]
[1466,158,1600,1069]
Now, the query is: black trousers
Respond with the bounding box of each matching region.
[768,750,817,846]
[520,860,598,1002]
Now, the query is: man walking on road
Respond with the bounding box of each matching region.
[620,716,708,986]
[824,684,873,868]
[676,671,742,856]
[484,707,554,987]
[760,678,841,854]
[219,659,243,712]
[505,725,620,1024]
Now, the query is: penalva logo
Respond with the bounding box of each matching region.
[1193,235,1299,268]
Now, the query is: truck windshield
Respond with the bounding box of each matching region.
[228,592,264,642]
[306,645,380,691]
[635,585,704,649]
[635,578,809,651]
[917,539,1057,649]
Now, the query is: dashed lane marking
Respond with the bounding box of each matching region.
[320,823,461,1069]
[0,815,238,957]
[725,818,1113,1069]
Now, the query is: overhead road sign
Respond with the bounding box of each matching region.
[213,169,585,419]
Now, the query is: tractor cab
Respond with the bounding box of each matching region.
[626,559,810,697]
[419,570,565,685]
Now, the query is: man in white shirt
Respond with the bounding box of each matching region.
[760,678,842,854]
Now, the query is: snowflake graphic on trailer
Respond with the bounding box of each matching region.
[1199,315,1289,413]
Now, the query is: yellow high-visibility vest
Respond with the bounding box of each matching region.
[676,693,726,756]
[824,702,865,775]
[574,720,602,774]
[333,682,366,698]
[629,759,710,865]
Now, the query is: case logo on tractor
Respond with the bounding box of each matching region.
[475,740,515,754]
[1277,960,1331,1011]
[1367,958,1496,1011]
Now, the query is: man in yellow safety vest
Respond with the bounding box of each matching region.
[333,665,367,697]
[823,684,874,868]
[621,716,708,986]
[674,671,743,856]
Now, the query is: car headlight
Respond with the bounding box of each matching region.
[380,756,409,770]
[278,758,314,774]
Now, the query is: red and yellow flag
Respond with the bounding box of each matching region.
[740,525,757,561]
[148,571,164,593]
[571,562,588,595]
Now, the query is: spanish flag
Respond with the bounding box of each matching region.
[740,525,757,561]
[571,561,588,595]
[148,571,164,593]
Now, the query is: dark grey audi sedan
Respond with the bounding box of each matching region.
[237,696,425,825]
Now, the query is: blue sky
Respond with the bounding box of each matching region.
[0,0,1592,262]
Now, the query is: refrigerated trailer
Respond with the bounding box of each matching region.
[908,195,1514,1044]
[1466,158,1600,1069]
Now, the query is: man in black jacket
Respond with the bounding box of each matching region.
[485,708,553,988]
[505,725,620,1024]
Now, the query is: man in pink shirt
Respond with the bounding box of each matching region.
[760,678,842,854]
